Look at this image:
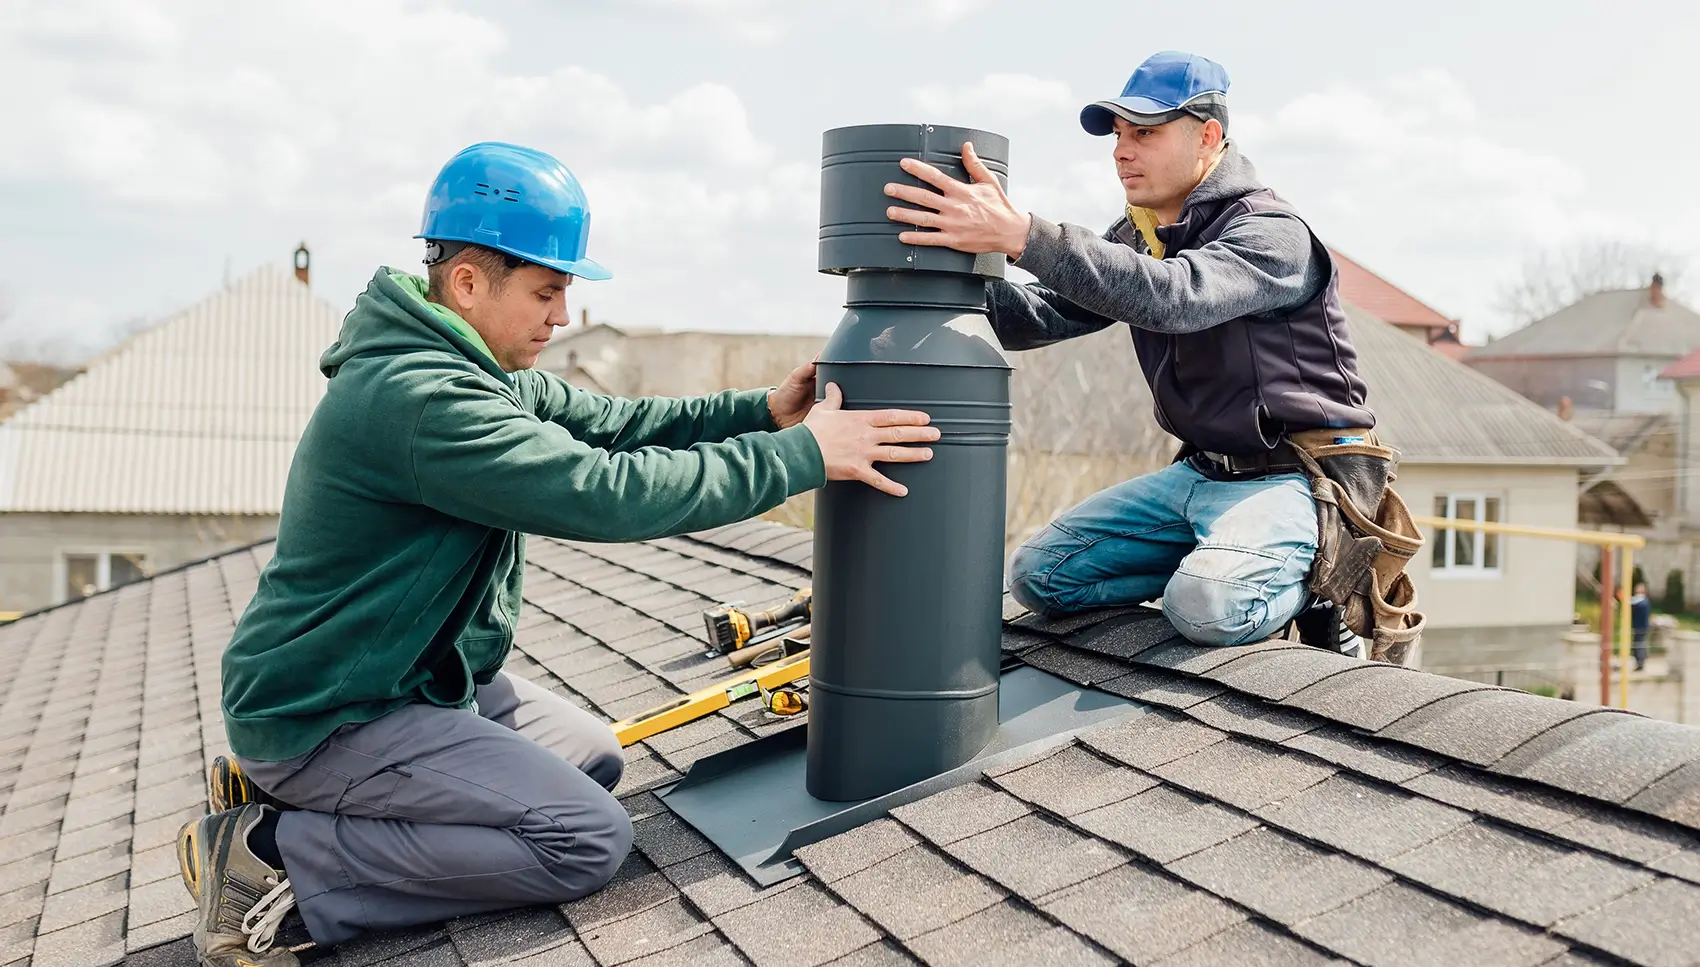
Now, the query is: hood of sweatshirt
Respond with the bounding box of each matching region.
[1179,141,1263,209]
[1126,142,1264,259]
[319,268,509,385]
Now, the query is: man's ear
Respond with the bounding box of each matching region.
[1201,118,1225,153]
[448,261,480,311]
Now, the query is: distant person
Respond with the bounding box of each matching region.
[881,50,1418,656]
[172,142,939,966]
[1631,580,1652,671]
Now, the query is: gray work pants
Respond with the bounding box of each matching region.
[237,672,632,946]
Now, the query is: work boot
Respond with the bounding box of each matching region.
[208,756,293,815]
[177,804,301,967]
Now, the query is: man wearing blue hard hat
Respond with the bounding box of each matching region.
[885,52,1424,661]
[174,141,939,964]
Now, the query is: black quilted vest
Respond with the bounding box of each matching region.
[1122,191,1375,455]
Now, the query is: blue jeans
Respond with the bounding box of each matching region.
[1008,459,1318,646]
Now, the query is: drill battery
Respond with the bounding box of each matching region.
[702,588,811,656]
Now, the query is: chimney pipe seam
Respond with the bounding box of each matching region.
[809,680,1000,701]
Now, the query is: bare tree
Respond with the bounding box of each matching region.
[1495,240,1691,329]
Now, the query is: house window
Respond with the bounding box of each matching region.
[1431,494,1502,574]
[62,551,150,601]
[1644,364,1674,395]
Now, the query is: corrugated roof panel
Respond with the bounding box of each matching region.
[0,264,342,514]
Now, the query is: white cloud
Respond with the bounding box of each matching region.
[905,0,995,23]
[628,0,787,43]
[630,0,989,41]
[1013,159,1124,230]
[0,0,830,361]
[912,74,1078,125]
[1229,68,1632,338]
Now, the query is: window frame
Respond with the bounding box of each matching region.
[55,548,152,604]
[1430,492,1504,579]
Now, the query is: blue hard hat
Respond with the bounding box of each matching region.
[1080,51,1230,136]
[416,141,611,281]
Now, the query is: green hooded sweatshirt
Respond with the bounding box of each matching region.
[220,268,825,760]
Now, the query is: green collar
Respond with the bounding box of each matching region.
[388,271,500,368]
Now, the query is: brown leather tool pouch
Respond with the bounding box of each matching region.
[1288,428,1427,665]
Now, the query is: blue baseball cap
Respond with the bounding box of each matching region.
[1080,51,1230,136]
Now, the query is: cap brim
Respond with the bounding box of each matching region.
[1079,97,1191,135]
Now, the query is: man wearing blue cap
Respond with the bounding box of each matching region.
[173,142,940,965]
[886,52,1409,655]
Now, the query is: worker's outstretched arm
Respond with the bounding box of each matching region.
[984,233,1121,351]
[413,376,820,542]
[1007,211,1324,336]
[517,369,778,452]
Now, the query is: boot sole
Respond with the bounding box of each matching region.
[209,756,254,814]
[178,816,203,901]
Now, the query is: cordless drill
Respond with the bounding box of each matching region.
[702,588,812,656]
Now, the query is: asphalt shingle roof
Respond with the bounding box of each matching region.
[1467,287,1700,360]
[4,520,1700,966]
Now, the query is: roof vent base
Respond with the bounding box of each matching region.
[652,664,1141,886]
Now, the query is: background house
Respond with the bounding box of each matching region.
[536,322,824,400]
[0,255,342,614]
[1466,275,1700,417]
[1330,247,1471,360]
[1626,348,1700,607]
[1464,277,1700,601]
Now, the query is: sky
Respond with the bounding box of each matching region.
[2,0,1697,365]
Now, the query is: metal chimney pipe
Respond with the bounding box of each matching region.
[806,123,1013,802]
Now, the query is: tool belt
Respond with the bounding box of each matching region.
[1286,428,1426,665]
[1181,441,1307,480]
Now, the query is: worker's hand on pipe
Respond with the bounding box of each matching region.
[803,382,938,497]
[767,357,819,429]
[884,142,1032,259]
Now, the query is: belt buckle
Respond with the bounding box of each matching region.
[1208,451,1270,478]
[1202,451,1247,477]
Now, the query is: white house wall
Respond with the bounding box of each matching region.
[1395,464,1581,678]
[0,512,279,615]
[1614,354,1684,416]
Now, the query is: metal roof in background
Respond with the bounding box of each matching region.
[0,264,343,514]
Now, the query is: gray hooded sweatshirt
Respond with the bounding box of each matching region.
[988,143,1374,454]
